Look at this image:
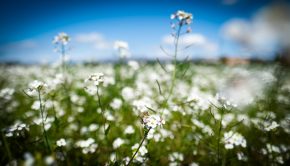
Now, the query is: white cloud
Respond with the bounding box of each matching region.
[161,33,219,59]
[162,34,206,46]
[222,3,290,58]
[18,40,37,48]
[75,32,111,49]
[1,40,37,50]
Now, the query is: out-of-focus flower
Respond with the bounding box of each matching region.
[124,125,135,134]
[75,138,98,154]
[44,156,55,165]
[114,40,131,58]
[24,152,35,166]
[237,152,248,161]
[5,123,29,137]
[112,138,125,149]
[132,143,148,156]
[128,60,140,70]
[132,97,153,113]
[56,138,66,147]
[216,93,237,109]
[224,131,247,149]
[114,40,129,50]
[121,87,135,101]
[110,98,122,110]
[169,152,184,162]
[264,121,279,131]
[0,88,14,100]
[53,32,70,45]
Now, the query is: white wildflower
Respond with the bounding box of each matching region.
[110,98,122,110]
[84,73,104,95]
[128,60,140,70]
[237,152,248,161]
[56,138,66,147]
[44,156,55,165]
[24,152,35,166]
[124,125,135,134]
[114,40,130,58]
[75,138,98,154]
[264,121,279,131]
[216,94,237,109]
[112,138,125,149]
[26,80,47,96]
[132,143,148,156]
[53,32,70,45]
[224,131,247,149]
[171,10,193,25]
[85,73,104,86]
[169,152,184,162]
[0,88,14,100]
[142,114,165,129]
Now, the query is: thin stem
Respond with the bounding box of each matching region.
[126,129,150,166]
[61,43,66,77]
[161,24,182,115]
[167,24,182,99]
[38,90,51,152]
[217,109,224,165]
[1,132,12,162]
[96,88,107,135]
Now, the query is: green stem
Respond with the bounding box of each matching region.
[38,90,51,152]
[217,109,224,165]
[161,24,183,113]
[126,129,150,166]
[61,43,66,78]
[1,132,12,162]
[167,24,182,99]
[96,88,107,135]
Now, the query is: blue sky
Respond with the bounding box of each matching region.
[0,0,288,63]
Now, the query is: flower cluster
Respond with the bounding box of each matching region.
[224,131,247,149]
[170,10,193,33]
[26,80,47,96]
[169,152,184,165]
[84,73,104,95]
[86,73,104,86]
[114,40,131,59]
[264,121,279,131]
[5,123,29,137]
[112,138,125,149]
[75,138,98,154]
[216,94,237,109]
[56,138,66,147]
[53,32,70,45]
[141,113,165,129]
[0,88,14,101]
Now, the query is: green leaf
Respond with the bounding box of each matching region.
[105,124,111,135]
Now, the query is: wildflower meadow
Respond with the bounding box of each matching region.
[1,8,290,166]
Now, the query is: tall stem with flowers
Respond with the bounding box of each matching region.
[26,80,51,152]
[166,10,193,101]
[53,32,70,79]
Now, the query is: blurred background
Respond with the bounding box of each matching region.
[0,0,290,64]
